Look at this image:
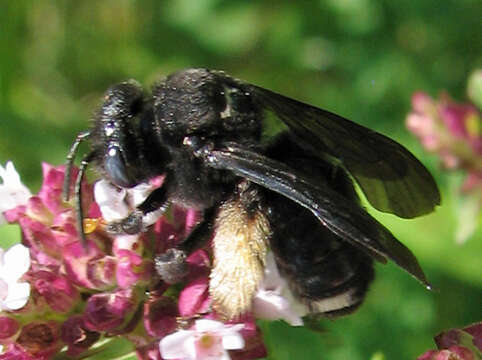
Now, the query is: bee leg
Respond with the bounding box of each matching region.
[176,207,217,254]
[155,248,188,284]
[155,207,217,284]
[105,209,145,235]
[106,185,170,235]
[74,151,96,248]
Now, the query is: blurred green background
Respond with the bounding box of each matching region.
[0,1,481,359]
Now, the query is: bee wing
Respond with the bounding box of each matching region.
[238,82,440,218]
[200,143,430,288]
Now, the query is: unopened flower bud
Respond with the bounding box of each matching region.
[16,321,62,358]
[0,316,20,341]
[60,316,100,356]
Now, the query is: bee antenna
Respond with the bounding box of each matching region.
[63,131,91,201]
[75,151,95,249]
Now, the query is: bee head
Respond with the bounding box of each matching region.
[92,80,150,188]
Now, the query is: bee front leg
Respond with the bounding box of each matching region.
[105,185,170,235]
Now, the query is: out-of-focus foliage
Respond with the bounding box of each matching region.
[0,1,480,359]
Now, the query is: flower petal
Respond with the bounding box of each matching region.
[2,244,31,281]
[219,352,232,360]
[94,180,129,222]
[253,290,304,326]
[253,251,307,326]
[178,277,209,317]
[259,252,284,291]
[2,282,30,310]
[0,278,8,301]
[222,332,245,350]
[0,162,31,224]
[160,330,195,359]
[195,319,225,333]
[127,183,153,207]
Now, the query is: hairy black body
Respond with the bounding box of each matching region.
[64,68,439,319]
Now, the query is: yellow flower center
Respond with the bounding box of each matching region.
[198,333,215,349]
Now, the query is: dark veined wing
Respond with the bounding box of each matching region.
[237,81,440,218]
[198,142,431,288]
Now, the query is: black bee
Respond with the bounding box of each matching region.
[63,68,440,319]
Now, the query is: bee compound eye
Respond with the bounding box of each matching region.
[104,145,137,188]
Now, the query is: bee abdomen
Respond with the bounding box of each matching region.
[274,232,374,316]
[268,192,374,317]
[298,251,374,316]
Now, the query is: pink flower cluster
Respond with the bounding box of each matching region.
[406,91,481,242]
[406,92,481,193]
[417,322,481,360]
[0,163,267,360]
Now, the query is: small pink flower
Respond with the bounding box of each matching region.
[29,268,79,313]
[116,249,152,288]
[407,90,482,243]
[418,322,481,360]
[62,240,104,289]
[0,343,37,360]
[439,100,478,141]
[84,288,138,332]
[86,255,117,289]
[37,163,70,215]
[412,91,435,113]
[160,319,245,360]
[178,277,210,318]
[50,210,78,246]
[461,171,482,193]
[435,322,482,353]
[178,250,211,317]
[406,91,481,169]
[3,163,94,264]
[14,214,61,261]
[417,346,474,360]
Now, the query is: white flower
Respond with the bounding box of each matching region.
[94,180,164,226]
[94,179,130,222]
[160,319,245,360]
[252,252,307,326]
[0,244,31,310]
[0,162,31,225]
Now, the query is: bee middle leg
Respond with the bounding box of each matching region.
[154,207,217,284]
